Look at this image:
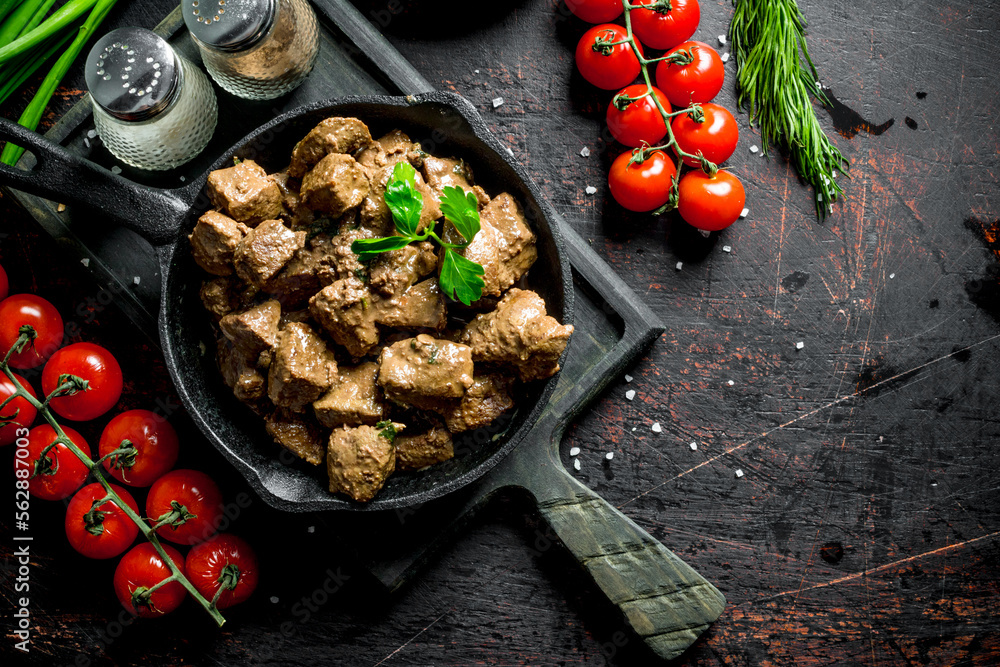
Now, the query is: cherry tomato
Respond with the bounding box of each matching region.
[114,542,187,618]
[186,534,259,610]
[42,342,123,421]
[575,24,644,90]
[99,410,179,487]
[671,102,739,168]
[65,482,140,559]
[608,149,678,212]
[655,40,725,107]
[0,294,64,369]
[677,169,746,232]
[147,469,224,546]
[0,373,37,446]
[0,263,7,301]
[631,0,700,51]
[606,84,672,148]
[21,425,91,501]
[565,0,622,23]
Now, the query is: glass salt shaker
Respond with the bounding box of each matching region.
[183,0,320,100]
[85,27,218,171]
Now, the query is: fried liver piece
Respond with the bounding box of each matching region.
[481,193,538,286]
[189,210,248,275]
[200,277,239,319]
[326,423,402,502]
[377,334,474,408]
[437,373,515,433]
[309,276,380,358]
[267,322,338,412]
[368,242,437,298]
[265,226,376,307]
[234,219,307,288]
[374,279,447,331]
[265,411,325,465]
[217,338,266,403]
[289,117,373,178]
[395,422,454,471]
[313,361,387,428]
[460,288,573,382]
[219,299,281,358]
[300,153,370,218]
[207,159,283,224]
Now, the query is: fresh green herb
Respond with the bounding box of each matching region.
[383,162,423,235]
[729,0,849,218]
[427,344,440,365]
[439,248,485,306]
[375,420,398,443]
[353,268,368,284]
[438,186,480,242]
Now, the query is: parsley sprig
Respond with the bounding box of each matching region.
[352,162,486,305]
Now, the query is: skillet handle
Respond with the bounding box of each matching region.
[0,117,191,246]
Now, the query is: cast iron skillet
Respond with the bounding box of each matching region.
[0,91,573,511]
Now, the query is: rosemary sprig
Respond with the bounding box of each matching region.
[729,0,849,219]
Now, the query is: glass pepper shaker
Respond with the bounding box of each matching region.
[183,0,320,100]
[85,27,218,171]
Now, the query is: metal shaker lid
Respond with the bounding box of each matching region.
[183,0,277,52]
[85,28,180,122]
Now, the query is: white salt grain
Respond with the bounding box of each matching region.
[492,97,504,108]
[889,273,895,279]
[718,35,727,45]
[721,53,730,63]
[80,258,90,267]
[574,458,581,471]
[87,129,97,139]
[817,193,823,202]
[735,468,744,478]
[651,422,662,433]
[795,341,804,350]
[605,452,614,460]
[133,276,141,285]
[727,380,735,386]
[749,145,759,154]
[307,526,315,533]
[84,138,90,148]
[580,146,591,157]
[722,245,732,253]
[505,146,514,156]
[111,166,122,175]
[585,185,597,195]
[570,447,580,457]
[740,207,749,218]
[474,69,480,74]
[270,596,279,604]
[675,261,683,271]
[689,441,698,451]
[624,374,633,383]
[625,389,636,401]
[179,175,186,182]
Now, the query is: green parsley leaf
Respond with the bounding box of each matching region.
[351,236,412,262]
[440,248,486,306]
[439,185,481,243]
[375,420,398,443]
[384,162,423,236]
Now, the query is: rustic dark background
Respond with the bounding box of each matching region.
[3,0,1000,665]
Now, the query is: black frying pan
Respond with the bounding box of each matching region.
[0,91,572,511]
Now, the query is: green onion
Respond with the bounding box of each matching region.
[0,0,54,46]
[0,29,71,106]
[0,0,97,65]
[17,0,59,39]
[0,0,28,27]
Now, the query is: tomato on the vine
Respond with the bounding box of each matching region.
[608,149,678,212]
[65,482,140,559]
[42,342,123,421]
[565,0,622,23]
[607,84,672,147]
[99,410,179,487]
[0,294,64,369]
[114,542,187,618]
[677,169,746,231]
[671,102,739,168]
[186,534,259,609]
[0,373,37,446]
[147,469,224,546]
[576,24,643,90]
[21,425,91,501]
[630,0,700,51]
[0,264,8,301]
[655,40,725,107]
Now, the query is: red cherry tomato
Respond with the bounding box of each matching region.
[186,534,259,609]
[0,264,7,300]
[114,542,187,618]
[677,170,746,231]
[146,469,224,546]
[65,482,140,559]
[607,84,672,147]
[575,24,643,90]
[0,373,37,446]
[99,410,179,487]
[565,0,622,23]
[608,149,678,212]
[671,102,739,168]
[655,41,725,107]
[42,342,123,421]
[21,425,91,501]
[630,0,700,50]
[0,294,64,369]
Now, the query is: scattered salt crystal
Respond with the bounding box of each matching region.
[631,427,636,432]
[722,245,732,253]
[580,146,591,157]
[739,207,749,218]
[87,129,97,139]
[689,441,698,451]
[133,276,141,285]
[816,80,822,89]
[651,422,662,433]
[179,175,186,182]
[675,261,683,271]
[270,596,279,604]
[833,170,839,177]
[625,389,636,401]
[735,468,744,478]
[624,374,633,383]
[889,273,895,279]
[573,458,581,471]
[492,96,504,108]
[474,69,480,74]
[817,193,823,202]
[795,341,804,350]
[80,258,90,267]
[585,185,597,195]
[111,166,122,175]
[727,380,735,386]
[505,146,514,156]
[749,145,759,154]
[84,138,90,148]
[307,526,315,533]
[570,447,580,456]
[605,452,614,460]
[721,53,730,63]
[931,481,937,487]
[718,35,727,45]
[697,229,711,238]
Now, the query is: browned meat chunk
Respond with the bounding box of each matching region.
[217,339,266,403]
[207,159,283,224]
[289,117,373,178]
[368,242,437,298]
[313,362,387,428]
[265,226,376,306]
[267,322,338,412]
[378,334,474,408]
[481,193,537,285]
[200,277,239,319]
[265,411,325,465]
[460,289,573,381]
[189,211,248,276]
[395,422,454,471]
[219,299,281,357]
[419,156,486,206]
[326,423,402,502]
[270,171,301,217]
[374,279,446,330]
[234,219,307,288]
[300,153,370,218]
[437,373,515,433]
[309,276,379,358]
[358,163,441,236]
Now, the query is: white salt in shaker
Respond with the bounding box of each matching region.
[184,0,320,100]
[85,27,218,171]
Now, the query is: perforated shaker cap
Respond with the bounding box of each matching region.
[183,0,277,52]
[85,28,180,122]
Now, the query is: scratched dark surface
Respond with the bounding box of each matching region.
[2,0,1000,665]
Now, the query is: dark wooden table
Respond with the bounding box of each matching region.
[3,0,999,665]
